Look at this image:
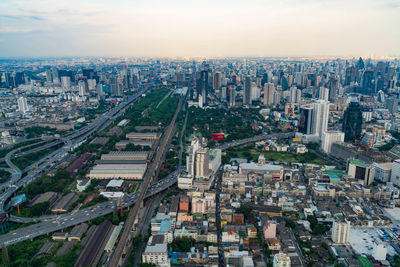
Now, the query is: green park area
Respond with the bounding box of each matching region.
[0,169,11,183]
[12,148,55,170]
[185,106,257,144]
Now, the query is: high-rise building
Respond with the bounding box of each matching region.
[342,100,363,142]
[195,148,209,179]
[299,105,314,135]
[321,131,344,153]
[344,66,357,86]
[386,97,398,114]
[318,87,329,101]
[213,71,221,91]
[327,76,339,101]
[186,138,199,177]
[390,159,400,187]
[289,86,301,103]
[61,76,71,91]
[78,80,87,97]
[263,83,275,106]
[331,221,350,244]
[243,76,251,105]
[197,70,208,106]
[312,100,329,137]
[18,97,29,114]
[361,70,374,95]
[229,86,236,107]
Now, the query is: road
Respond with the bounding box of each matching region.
[0,169,180,246]
[215,167,225,267]
[0,85,154,214]
[108,95,185,267]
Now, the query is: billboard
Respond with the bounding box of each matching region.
[292,138,301,142]
[212,133,225,141]
[12,194,26,206]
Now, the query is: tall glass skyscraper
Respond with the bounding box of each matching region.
[342,100,363,142]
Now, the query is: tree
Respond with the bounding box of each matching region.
[169,237,195,252]
[285,219,296,229]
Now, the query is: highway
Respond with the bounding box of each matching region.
[0,85,153,214]
[0,168,180,246]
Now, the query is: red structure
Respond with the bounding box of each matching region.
[212,133,225,141]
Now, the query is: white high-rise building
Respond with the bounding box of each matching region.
[318,87,329,101]
[229,86,236,107]
[321,131,344,153]
[312,100,329,137]
[186,138,199,177]
[263,83,275,106]
[391,159,400,187]
[195,148,209,178]
[87,79,97,91]
[289,86,301,103]
[61,76,71,91]
[78,80,87,97]
[251,82,260,101]
[331,221,350,244]
[18,96,29,113]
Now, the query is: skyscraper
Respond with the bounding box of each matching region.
[197,70,208,106]
[361,70,374,95]
[78,80,87,97]
[61,76,71,91]
[312,100,329,137]
[195,148,209,178]
[386,97,398,114]
[263,83,275,106]
[342,100,363,142]
[299,105,314,135]
[18,97,29,114]
[229,86,236,107]
[243,76,251,105]
[213,71,221,91]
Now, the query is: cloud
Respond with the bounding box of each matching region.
[0,27,34,33]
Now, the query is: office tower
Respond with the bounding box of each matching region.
[82,69,95,79]
[229,86,236,107]
[176,72,184,87]
[243,76,251,105]
[287,75,293,87]
[344,66,357,86]
[87,79,97,91]
[251,82,260,101]
[261,73,268,87]
[386,97,398,114]
[312,100,329,137]
[18,97,29,114]
[327,76,339,101]
[195,148,209,178]
[52,68,59,84]
[376,61,385,75]
[109,75,118,96]
[197,70,208,106]
[221,86,227,100]
[321,131,344,153]
[12,72,25,87]
[299,105,314,135]
[4,72,12,88]
[78,80,87,97]
[263,83,275,106]
[46,69,52,83]
[61,76,71,91]
[331,221,350,244]
[361,70,374,95]
[318,87,329,101]
[356,57,365,69]
[289,86,301,103]
[377,90,385,103]
[342,100,363,142]
[186,138,199,177]
[375,75,384,92]
[213,71,221,91]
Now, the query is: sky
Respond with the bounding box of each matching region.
[0,0,399,58]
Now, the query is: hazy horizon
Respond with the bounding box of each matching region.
[1,0,400,58]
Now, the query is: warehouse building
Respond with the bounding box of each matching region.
[88,164,147,180]
[126,132,160,141]
[101,151,149,161]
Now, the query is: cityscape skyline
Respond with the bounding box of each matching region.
[1,0,400,57]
